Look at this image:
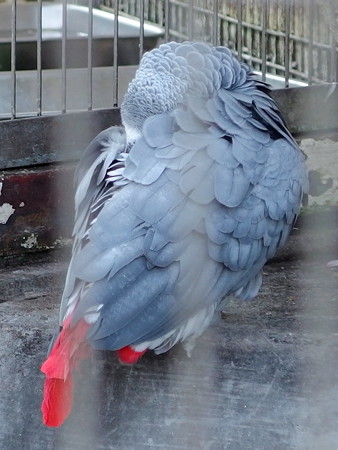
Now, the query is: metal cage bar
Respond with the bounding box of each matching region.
[261,0,268,82]
[330,35,337,83]
[164,0,170,42]
[188,0,194,40]
[284,0,291,87]
[236,0,243,60]
[113,0,120,107]
[329,4,337,83]
[139,0,145,61]
[36,0,43,116]
[212,0,219,46]
[61,0,68,113]
[87,0,94,111]
[10,0,17,119]
[308,0,314,85]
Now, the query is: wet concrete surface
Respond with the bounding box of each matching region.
[0,218,338,450]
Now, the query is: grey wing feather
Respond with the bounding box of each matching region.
[202,80,307,300]
[73,126,126,240]
[59,126,127,322]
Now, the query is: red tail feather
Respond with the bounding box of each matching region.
[41,318,90,427]
[41,376,74,427]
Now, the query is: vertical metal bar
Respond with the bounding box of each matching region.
[88,0,93,110]
[11,0,17,119]
[284,0,291,87]
[61,0,67,113]
[330,37,337,83]
[308,0,314,85]
[139,0,144,62]
[113,0,119,107]
[237,0,243,60]
[261,0,268,82]
[329,4,337,83]
[188,0,194,40]
[212,0,219,46]
[37,0,43,116]
[164,0,170,42]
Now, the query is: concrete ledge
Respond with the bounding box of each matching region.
[0,108,121,170]
[0,84,337,170]
[271,84,338,138]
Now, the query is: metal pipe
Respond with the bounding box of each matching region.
[164,0,170,42]
[188,0,194,40]
[330,38,337,83]
[61,0,67,113]
[113,0,119,107]
[329,3,337,83]
[261,0,268,82]
[284,0,291,87]
[37,0,43,116]
[212,0,219,46]
[88,0,93,110]
[308,0,314,85]
[11,0,17,119]
[139,0,145,62]
[237,0,243,60]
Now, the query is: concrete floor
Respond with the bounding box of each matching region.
[0,214,337,450]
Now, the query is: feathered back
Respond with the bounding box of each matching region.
[60,41,308,352]
[42,41,308,428]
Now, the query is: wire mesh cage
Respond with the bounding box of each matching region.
[0,0,337,120]
[115,0,338,84]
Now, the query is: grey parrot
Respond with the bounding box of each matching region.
[41,41,308,427]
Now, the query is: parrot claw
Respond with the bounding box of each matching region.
[117,346,147,365]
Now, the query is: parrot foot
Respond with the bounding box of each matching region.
[117,346,146,364]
